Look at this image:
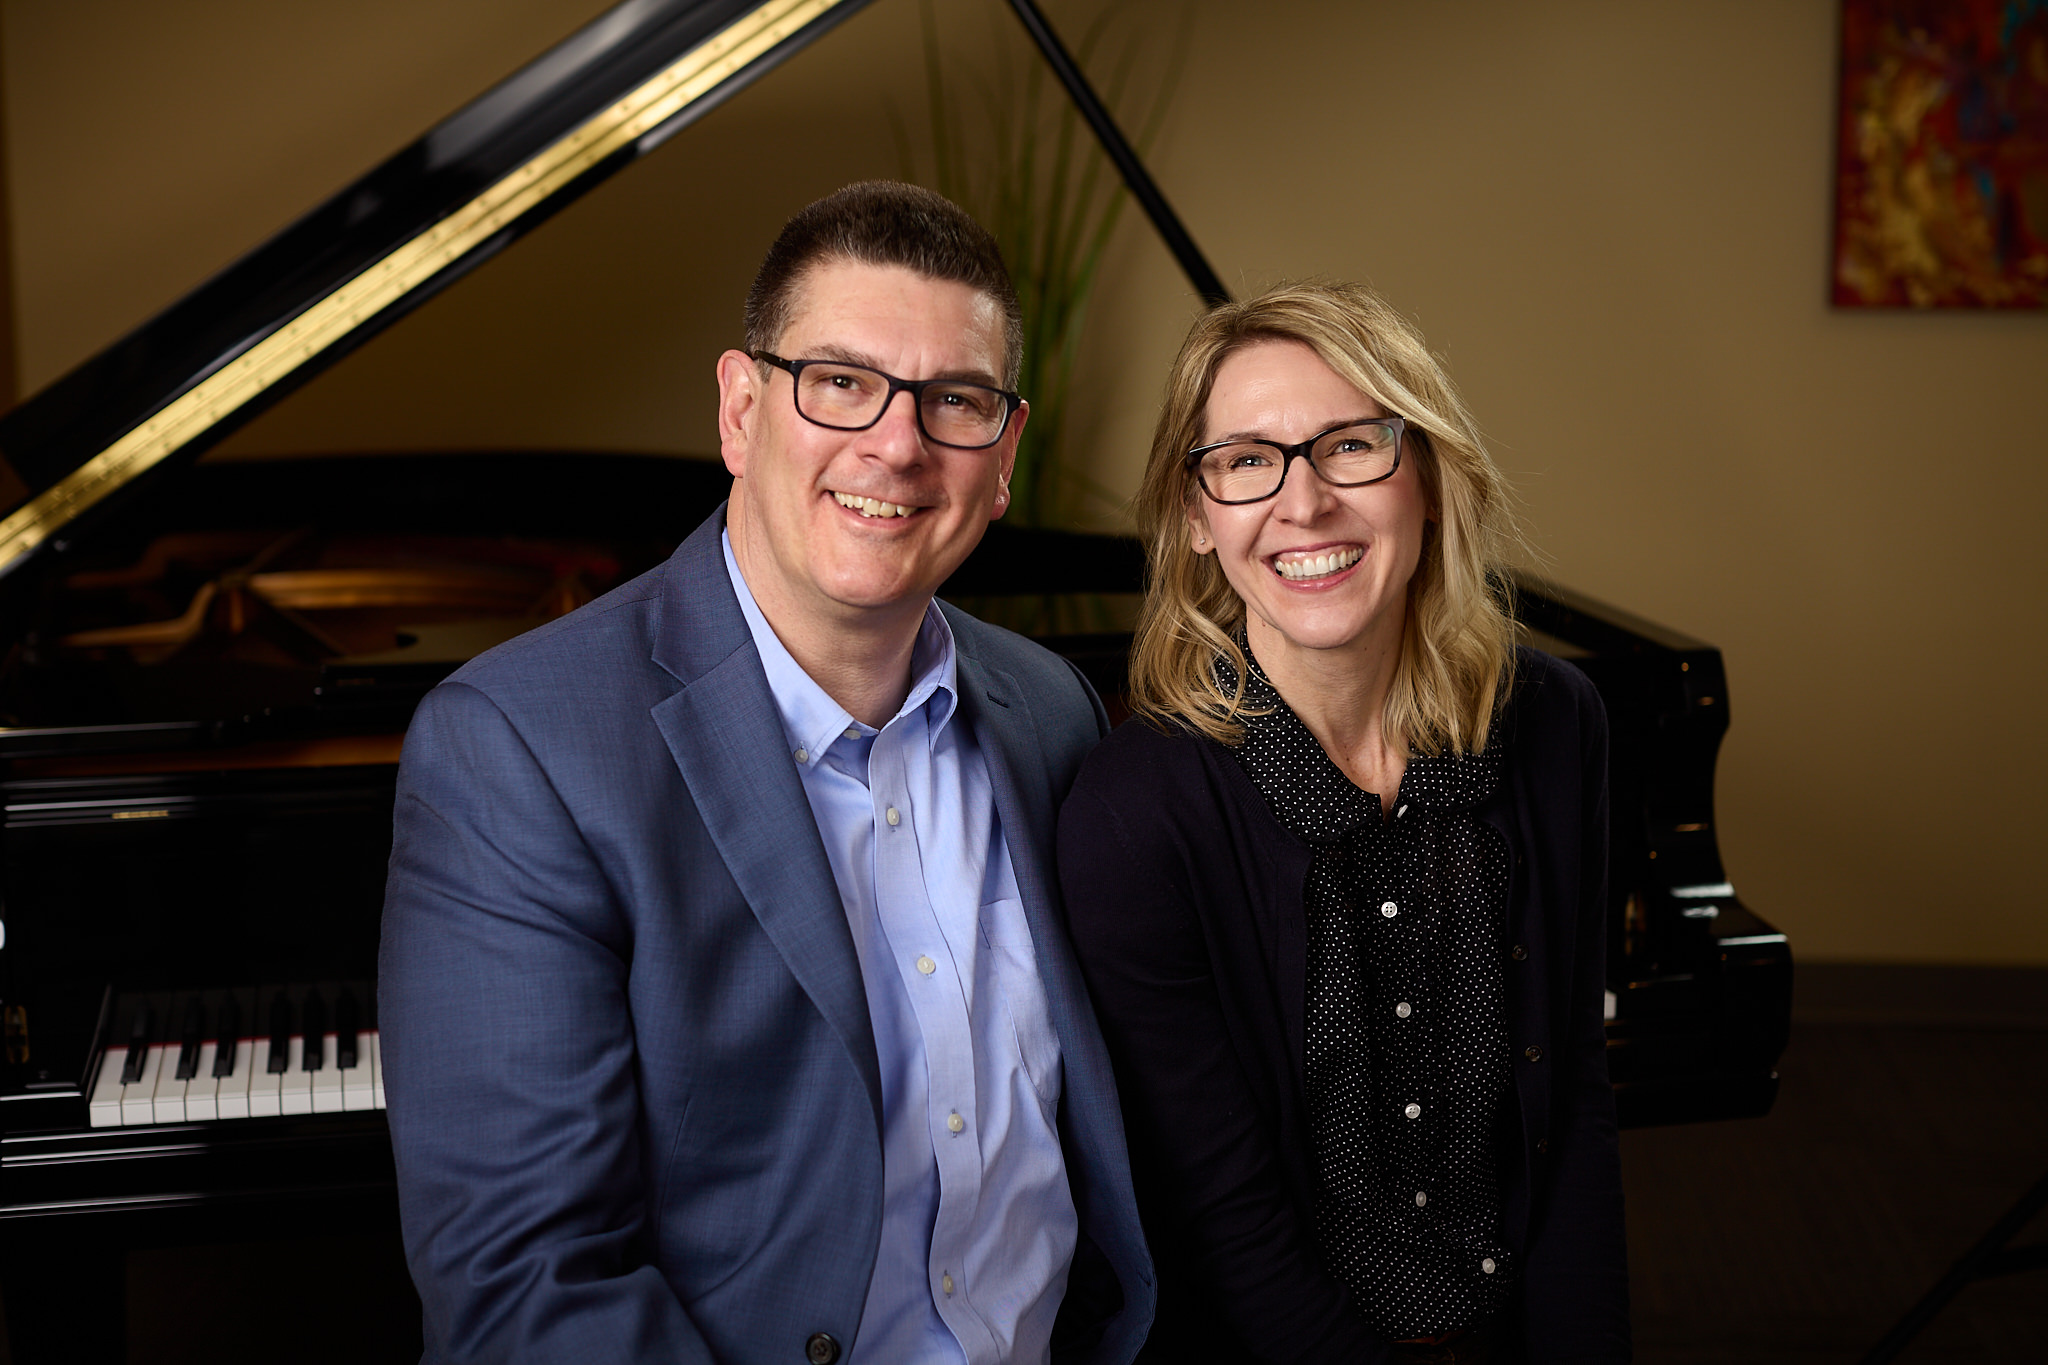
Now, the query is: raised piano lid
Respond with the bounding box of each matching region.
[0,0,875,584]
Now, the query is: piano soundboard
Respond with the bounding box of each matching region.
[87,984,383,1129]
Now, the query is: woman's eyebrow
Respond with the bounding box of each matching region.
[1205,415,1385,443]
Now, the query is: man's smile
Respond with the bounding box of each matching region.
[830,489,925,519]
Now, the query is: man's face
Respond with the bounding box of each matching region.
[719,260,1023,634]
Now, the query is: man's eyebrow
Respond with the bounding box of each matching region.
[1206,415,1385,443]
[806,342,1003,389]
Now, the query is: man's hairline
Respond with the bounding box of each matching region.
[761,254,1019,389]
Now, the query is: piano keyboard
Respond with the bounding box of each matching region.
[84,984,383,1128]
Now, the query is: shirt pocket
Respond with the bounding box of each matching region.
[979,896,1064,1116]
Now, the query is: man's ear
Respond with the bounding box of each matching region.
[990,399,1028,522]
[716,349,761,478]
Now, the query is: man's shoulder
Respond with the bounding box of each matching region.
[938,601,1100,720]
[444,561,669,703]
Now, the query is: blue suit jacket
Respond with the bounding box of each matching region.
[380,508,1155,1364]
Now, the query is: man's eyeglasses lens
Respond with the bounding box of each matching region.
[1194,422,1402,503]
[790,360,1013,449]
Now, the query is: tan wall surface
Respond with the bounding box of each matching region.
[5,0,2044,963]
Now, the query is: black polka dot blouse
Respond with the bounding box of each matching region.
[1216,647,1515,1340]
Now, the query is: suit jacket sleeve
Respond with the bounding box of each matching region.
[1519,673,1632,1359]
[380,681,715,1364]
[1058,772,1386,1364]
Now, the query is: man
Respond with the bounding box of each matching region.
[379,181,1154,1364]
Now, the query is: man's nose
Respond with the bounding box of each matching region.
[862,389,927,464]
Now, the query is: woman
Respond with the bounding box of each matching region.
[1058,282,1629,1363]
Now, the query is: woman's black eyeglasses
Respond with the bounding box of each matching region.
[1185,417,1407,505]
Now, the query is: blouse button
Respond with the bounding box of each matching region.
[1380,901,1399,918]
[1403,1102,1422,1120]
[1414,1190,1428,1208]
[1482,1257,1498,1275]
[1395,1002,1412,1019]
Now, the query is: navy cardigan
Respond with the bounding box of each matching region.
[1056,649,1630,1362]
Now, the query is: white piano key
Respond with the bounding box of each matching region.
[280,1035,313,1116]
[185,1041,220,1121]
[341,1032,376,1111]
[151,1048,189,1124]
[370,1031,385,1109]
[311,1033,344,1113]
[218,1039,255,1120]
[249,1037,284,1118]
[89,1046,128,1128]
[122,1044,166,1125]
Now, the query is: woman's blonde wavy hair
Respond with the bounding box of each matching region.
[1127,280,1521,755]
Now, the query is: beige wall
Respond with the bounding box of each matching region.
[6,0,2045,964]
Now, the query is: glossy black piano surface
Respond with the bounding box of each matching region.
[0,0,1787,1355]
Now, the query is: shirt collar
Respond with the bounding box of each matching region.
[1216,643,1503,842]
[722,529,959,771]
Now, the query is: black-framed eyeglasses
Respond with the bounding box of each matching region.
[752,350,1022,451]
[1185,417,1407,505]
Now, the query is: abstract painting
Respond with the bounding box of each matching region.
[1832,0,2048,308]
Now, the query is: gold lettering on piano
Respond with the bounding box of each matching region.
[110,809,171,820]
[0,0,848,575]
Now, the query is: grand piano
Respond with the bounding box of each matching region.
[0,0,1790,1357]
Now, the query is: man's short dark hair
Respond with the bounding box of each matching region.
[744,181,1025,389]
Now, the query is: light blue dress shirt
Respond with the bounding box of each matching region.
[723,533,1076,1365]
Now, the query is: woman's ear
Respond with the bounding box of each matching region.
[1186,499,1215,554]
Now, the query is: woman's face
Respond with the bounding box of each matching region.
[1188,338,1432,665]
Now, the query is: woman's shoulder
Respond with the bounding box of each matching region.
[1507,644,1607,736]
[1072,712,1222,799]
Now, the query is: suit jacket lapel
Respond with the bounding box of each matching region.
[954,650,1117,1117]
[647,512,882,1128]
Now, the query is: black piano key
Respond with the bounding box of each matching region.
[335,989,360,1069]
[120,1004,152,1084]
[301,990,326,1071]
[212,993,242,1077]
[174,997,204,1080]
[266,993,292,1075]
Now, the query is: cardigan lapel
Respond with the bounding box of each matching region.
[646,511,882,1129]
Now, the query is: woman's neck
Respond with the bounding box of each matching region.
[1245,608,1409,812]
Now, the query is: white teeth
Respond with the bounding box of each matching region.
[1273,547,1362,580]
[833,491,915,518]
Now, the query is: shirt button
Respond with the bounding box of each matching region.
[844,726,860,739]
[1414,1190,1428,1208]
[942,1272,955,1296]
[946,1111,964,1134]
[1482,1257,1497,1275]
[1395,1002,1412,1019]
[1524,1045,1544,1062]
[1403,1102,1422,1119]
[885,806,901,827]
[915,955,936,975]
[1380,901,1398,918]
[1510,944,1529,961]
[1536,1137,1550,1155]
[793,747,808,765]
[1396,804,1408,818]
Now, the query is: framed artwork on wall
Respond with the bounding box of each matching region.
[1831,0,2048,308]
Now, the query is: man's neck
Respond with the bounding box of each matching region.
[729,536,926,730]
